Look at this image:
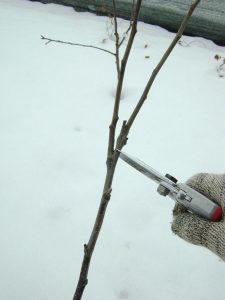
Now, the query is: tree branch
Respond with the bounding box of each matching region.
[41,35,116,56]
[108,0,143,158]
[118,0,135,48]
[112,0,121,77]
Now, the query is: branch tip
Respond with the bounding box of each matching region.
[41,35,116,56]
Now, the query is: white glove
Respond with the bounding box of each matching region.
[171,173,225,261]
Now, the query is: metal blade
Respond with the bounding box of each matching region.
[118,150,172,185]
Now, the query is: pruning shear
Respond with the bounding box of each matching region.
[118,150,222,221]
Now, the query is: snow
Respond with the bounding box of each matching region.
[1,0,225,299]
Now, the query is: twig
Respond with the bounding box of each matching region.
[118,0,135,47]
[178,39,206,48]
[112,0,121,77]
[118,22,132,48]
[108,0,142,157]
[41,35,116,56]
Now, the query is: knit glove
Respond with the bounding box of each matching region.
[171,173,225,261]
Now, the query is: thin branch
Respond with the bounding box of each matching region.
[108,0,142,158]
[118,0,135,47]
[178,39,206,48]
[126,0,201,131]
[41,35,116,56]
[118,22,132,48]
[112,0,121,77]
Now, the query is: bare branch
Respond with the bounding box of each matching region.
[41,35,116,56]
[118,22,132,48]
[112,0,121,77]
[178,39,206,48]
[118,0,135,47]
[108,0,142,157]
[126,0,201,131]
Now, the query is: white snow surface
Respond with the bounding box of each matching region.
[1,0,225,299]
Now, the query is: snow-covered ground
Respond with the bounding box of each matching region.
[1,0,225,299]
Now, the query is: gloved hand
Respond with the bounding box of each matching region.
[171,173,225,261]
